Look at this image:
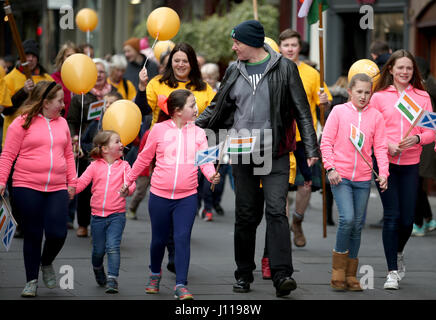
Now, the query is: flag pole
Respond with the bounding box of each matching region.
[253,0,259,20]
[402,109,424,140]
[3,0,32,79]
[211,136,229,192]
[318,2,327,238]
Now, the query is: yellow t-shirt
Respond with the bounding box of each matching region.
[146,75,216,129]
[2,68,54,146]
[295,62,332,142]
[107,78,137,101]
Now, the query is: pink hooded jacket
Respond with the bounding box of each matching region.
[126,119,216,200]
[0,114,76,191]
[369,85,435,165]
[76,159,135,217]
[321,102,389,181]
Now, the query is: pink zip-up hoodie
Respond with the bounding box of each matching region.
[369,85,435,165]
[0,114,76,191]
[126,119,216,200]
[321,102,389,181]
[76,159,135,217]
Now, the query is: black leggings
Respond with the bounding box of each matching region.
[13,187,69,282]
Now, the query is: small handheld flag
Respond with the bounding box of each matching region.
[195,143,222,167]
[226,137,256,154]
[87,100,106,121]
[417,110,436,130]
[395,92,422,124]
[349,124,365,152]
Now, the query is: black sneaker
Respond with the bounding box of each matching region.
[93,266,107,287]
[275,277,297,297]
[233,279,250,293]
[214,204,225,216]
[105,278,118,294]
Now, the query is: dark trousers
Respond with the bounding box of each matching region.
[77,157,92,227]
[13,187,69,282]
[148,193,197,286]
[375,163,419,271]
[415,176,433,226]
[232,154,292,285]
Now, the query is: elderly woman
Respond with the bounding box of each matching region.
[51,41,79,117]
[107,54,137,101]
[67,58,118,238]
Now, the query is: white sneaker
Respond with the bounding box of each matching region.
[21,279,38,297]
[384,271,400,290]
[397,252,405,280]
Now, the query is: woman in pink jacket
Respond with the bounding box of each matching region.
[369,50,435,290]
[321,73,389,292]
[122,89,220,300]
[0,81,76,297]
[76,130,135,294]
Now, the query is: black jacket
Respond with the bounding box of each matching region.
[196,52,319,159]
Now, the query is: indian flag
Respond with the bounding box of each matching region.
[349,124,365,152]
[227,137,256,154]
[395,92,422,124]
[87,100,106,120]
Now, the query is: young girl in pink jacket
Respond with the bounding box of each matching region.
[76,130,135,294]
[369,50,435,290]
[321,73,389,291]
[0,81,76,298]
[122,89,220,300]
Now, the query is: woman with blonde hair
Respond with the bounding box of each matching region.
[51,41,79,117]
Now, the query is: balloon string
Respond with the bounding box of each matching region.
[143,33,159,70]
[76,93,84,177]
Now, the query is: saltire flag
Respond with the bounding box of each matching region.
[349,124,365,152]
[87,100,106,120]
[298,0,329,25]
[395,92,422,124]
[195,143,222,166]
[417,110,436,130]
[227,137,256,154]
[2,217,16,251]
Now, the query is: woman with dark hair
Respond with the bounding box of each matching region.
[0,81,76,297]
[369,50,435,290]
[145,42,215,129]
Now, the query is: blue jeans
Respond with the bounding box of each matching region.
[91,212,126,278]
[331,179,371,258]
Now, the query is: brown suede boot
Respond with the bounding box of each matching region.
[291,216,306,247]
[331,250,348,290]
[346,258,363,291]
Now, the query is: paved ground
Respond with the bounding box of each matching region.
[1,180,436,303]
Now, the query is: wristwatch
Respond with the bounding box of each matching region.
[327,168,336,173]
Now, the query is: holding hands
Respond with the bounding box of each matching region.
[119,184,129,197]
[376,175,388,192]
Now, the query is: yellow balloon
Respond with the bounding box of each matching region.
[61,54,97,94]
[153,40,175,61]
[102,100,142,146]
[348,59,380,87]
[147,7,180,41]
[264,37,279,53]
[76,8,98,32]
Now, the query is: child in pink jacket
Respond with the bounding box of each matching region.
[122,89,220,300]
[369,50,435,290]
[76,130,135,294]
[321,73,389,292]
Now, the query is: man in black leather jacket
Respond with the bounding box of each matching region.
[196,20,319,297]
